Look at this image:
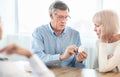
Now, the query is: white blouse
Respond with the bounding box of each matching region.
[93,40,120,72]
[0,55,55,77]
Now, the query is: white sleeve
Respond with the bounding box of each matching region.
[93,41,99,69]
[28,54,55,77]
[99,43,120,72]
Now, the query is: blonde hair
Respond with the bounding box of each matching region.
[93,10,120,38]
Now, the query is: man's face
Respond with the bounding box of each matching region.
[50,9,69,32]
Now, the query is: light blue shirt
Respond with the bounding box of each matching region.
[32,23,84,67]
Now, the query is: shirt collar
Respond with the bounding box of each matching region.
[48,23,67,36]
[48,23,54,35]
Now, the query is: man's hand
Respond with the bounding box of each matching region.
[60,45,78,61]
[76,51,87,63]
[0,44,32,58]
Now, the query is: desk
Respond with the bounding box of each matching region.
[49,66,120,77]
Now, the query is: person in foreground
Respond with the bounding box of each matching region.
[93,10,120,72]
[0,18,55,77]
[32,0,87,68]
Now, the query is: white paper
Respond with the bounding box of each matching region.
[78,45,85,52]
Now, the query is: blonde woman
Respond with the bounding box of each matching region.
[0,17,55,77]
[93,10,120,72]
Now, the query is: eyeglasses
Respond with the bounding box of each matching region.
[54,13,71,20]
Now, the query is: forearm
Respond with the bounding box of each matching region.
[24,50,33,58]
[60,54,67,61]
[98,43,118,72]
[34,51,60,62]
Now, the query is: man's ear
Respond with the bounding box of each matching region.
[50,13,53,19]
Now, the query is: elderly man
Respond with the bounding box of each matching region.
[32,1,87,68]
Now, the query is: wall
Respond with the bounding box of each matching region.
[0,0,16,34]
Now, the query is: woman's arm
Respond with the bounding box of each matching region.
[99,43,120,72]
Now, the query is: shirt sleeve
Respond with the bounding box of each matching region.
[76,31,81,47]
[28,54,55,77]
[98,42,120,72]
[32,28,60,63]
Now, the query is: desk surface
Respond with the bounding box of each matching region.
[49,66,120,77]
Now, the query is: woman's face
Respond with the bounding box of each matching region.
[94,22,102,38]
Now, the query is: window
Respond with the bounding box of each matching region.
[0,0,16,35]
[18,0,55,33]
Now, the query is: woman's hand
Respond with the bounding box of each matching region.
[0,44,32,58]
[100,25,108,43]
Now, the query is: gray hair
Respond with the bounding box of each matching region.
[49,1,69,13]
